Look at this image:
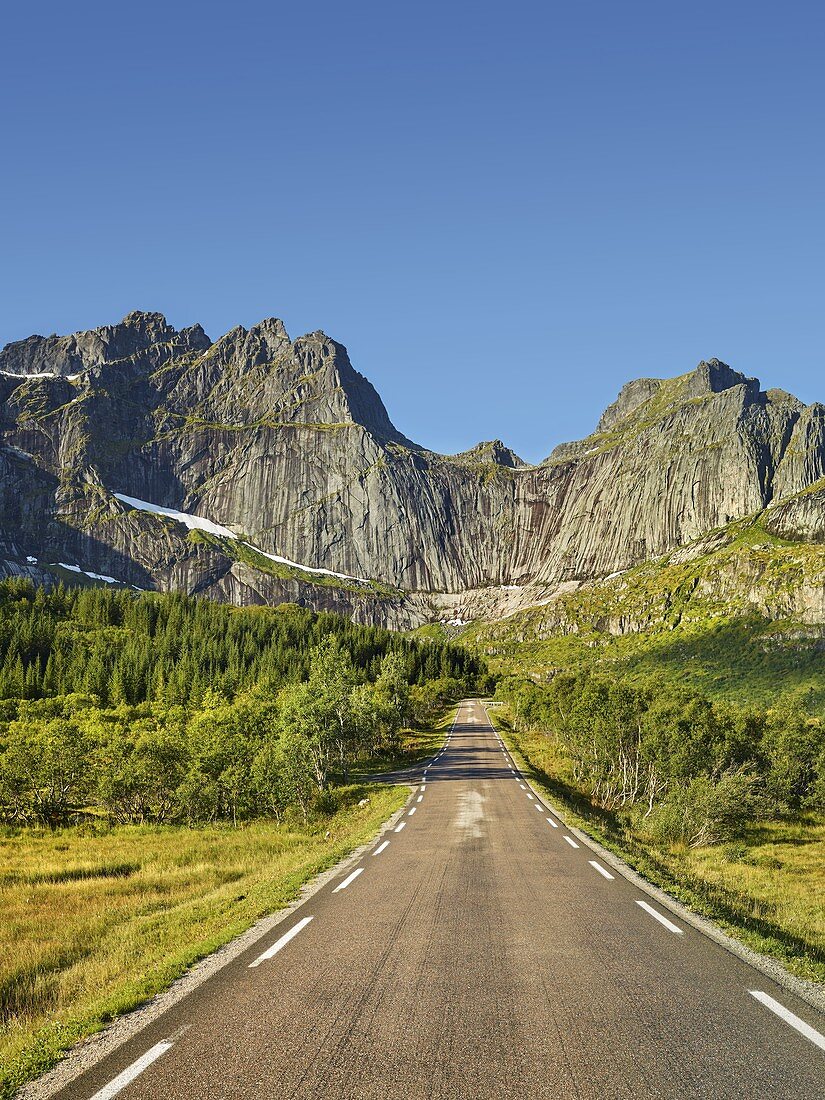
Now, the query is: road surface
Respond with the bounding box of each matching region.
[57,700,824,1099]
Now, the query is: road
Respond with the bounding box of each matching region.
[57,700,824,1099]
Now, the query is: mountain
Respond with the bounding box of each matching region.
[2,311,825,628]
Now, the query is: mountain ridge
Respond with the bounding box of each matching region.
[3,311,825,629]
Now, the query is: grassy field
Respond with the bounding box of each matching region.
[0,783,407,1098]
[474,618,825,713]
[488,708,825,985]
[465,515,825,714]
[355,709,452,776]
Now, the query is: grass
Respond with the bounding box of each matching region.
[355,710,453,777]
[186,529,402,599]
[0,783,406,1099]
[477,617,825,712]
[488,707,825,986]
[466,519,825,717]
[466,514,825,713]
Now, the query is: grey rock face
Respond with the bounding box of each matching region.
[2,311,824,627]
[0,312,210,378]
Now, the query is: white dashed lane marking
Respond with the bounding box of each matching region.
[749,991,825,1051]
[249,916,314,969]
[373,841,389,856]
[636,900,683,935]
[588,860,615,880]
[88,1041,174,1100]
[563,836,580,849]
[334,868,364,893]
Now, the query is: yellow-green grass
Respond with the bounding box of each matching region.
[0,783,406,1098]
[464,516,825,714]
[355,710,455,777]
[488,707,825,985]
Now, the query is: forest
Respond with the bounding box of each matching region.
[0,580,490,826]
[498,671,825,846]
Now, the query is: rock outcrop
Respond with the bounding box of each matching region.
[2,312,824,627]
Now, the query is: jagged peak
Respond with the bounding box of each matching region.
[119,309,170,328]
[454,439,527,468]
[207,318,291,364]
[692,358,756,394]
[251,317,290,341]
[0,311,211,378]
[544,359,794,466]
[595,358,759,434]
[296,329,332,343]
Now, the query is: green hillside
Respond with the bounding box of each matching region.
[467,513,825,712]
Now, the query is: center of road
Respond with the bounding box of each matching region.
[61,700,825,1100]
[453,788,485,838]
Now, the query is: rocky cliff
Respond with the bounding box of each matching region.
[2,311,824,627]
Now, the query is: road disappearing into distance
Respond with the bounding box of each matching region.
[59,701,824,1099]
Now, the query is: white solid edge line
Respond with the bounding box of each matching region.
[588,860,615,880]
[373,840,390,856]
[546,816,559,828]
[395,821,407,832]
[333,867,364,893]
[563,835,580,849]
[749,990,825,1051]
[636,899,684,935]
[88,1041,174,1100]
[248,916,314,968]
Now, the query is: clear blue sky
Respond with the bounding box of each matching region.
[2,1,823,463]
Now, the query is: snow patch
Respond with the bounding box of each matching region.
[444,617,470,627]
[26,556,38,564]
[242,543,371,585]
[114,492,372,586]
[52,563,118,584]
[1,370,60,379]
[113,493,238,540]
[4,445,34,461]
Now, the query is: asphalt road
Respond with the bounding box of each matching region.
[57,700,824,1099]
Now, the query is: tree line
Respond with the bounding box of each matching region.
[498,672,825,846]
[0,581,491,826]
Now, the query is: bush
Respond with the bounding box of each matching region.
[647,767,766,848]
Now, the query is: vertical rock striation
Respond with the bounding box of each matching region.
[1,313,824,626]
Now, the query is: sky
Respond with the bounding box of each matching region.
[1,1,823,463]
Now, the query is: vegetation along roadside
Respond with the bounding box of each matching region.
[0,580,484,1097]
[489,674,825,986]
